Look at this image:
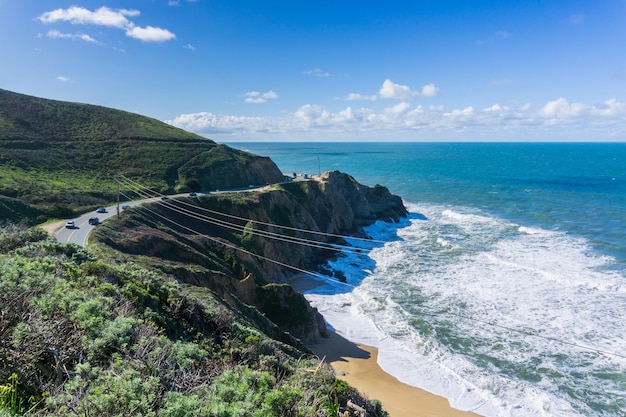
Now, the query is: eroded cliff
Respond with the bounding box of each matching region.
[92,171,407,344]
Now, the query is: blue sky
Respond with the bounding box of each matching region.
[2,1,626,142]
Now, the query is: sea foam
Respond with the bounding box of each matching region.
[304,201,626,417]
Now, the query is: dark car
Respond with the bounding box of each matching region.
[88,217,100,226]
[96,207,107,213]
[189,192,197,196]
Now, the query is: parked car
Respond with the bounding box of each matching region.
[88,217,100,225]
[96,207,107,213]
[65,220,76,229]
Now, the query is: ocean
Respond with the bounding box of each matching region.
[232,142,626,417]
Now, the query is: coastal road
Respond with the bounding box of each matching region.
[53,181,293,247]
[54,174,309,247]
[54,197,159,247]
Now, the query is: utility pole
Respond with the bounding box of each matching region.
[116,176,120,219]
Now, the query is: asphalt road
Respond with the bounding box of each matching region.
[53,185,276,247]
[53,175,305,247]
[54,196,162,247]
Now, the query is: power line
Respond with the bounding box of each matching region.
[127,191,363,255]
[116,180,369,255]
[117,174,388,244]
[114,178,626,361]
[121,193,352,285]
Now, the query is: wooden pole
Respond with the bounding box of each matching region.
[116,177,120,219]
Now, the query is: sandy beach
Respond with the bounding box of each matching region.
[290,275,481,417]
[311,331,481,417]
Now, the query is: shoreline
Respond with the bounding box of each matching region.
[311,330,482,417]
[292,275,482,417]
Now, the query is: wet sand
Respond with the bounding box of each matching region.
[312,331,482,417]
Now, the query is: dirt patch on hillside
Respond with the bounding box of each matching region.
[40,221,64,236]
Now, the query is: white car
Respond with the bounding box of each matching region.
[65,221,76,229]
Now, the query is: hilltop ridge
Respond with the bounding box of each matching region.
[0,88,206,141]
[0,89,283,223]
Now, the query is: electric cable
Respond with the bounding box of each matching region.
[117,174,388,244]
[116,180,367,255]
[115,179,626,361]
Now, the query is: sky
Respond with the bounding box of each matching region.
[2,0,626,142]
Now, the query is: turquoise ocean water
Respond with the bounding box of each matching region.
[232,142,626,416]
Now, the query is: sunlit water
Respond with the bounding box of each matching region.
[232,142,626,416]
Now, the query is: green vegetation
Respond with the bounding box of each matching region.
[0,90,403,416]
[0,224,388,416]
[0,89,283,223]
[272,181,310,201]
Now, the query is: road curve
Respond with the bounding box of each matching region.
[53,183,281,247]
[54,175,307,247]
[54,195,163,247]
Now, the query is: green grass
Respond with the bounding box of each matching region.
[0,89,284,222]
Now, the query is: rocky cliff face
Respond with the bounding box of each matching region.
[93,171,407,344]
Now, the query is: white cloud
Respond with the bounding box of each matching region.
[379,79,414,100]
[540,98,587,118]
[483,104,506,113]
[262,91,278,100]
[56,76,70,82]
[385,102,411,115]
[378,79,439,99]
[125,25,175,42]
[335,107,355,122]
[165,97,626,141]
[593,98,626,116]
[38,6,138,28]
[46,29,100,43]
[444,106,475,119]
[38,6,175,43]
[244,90,279,104]
[340,93,377,101]
[420,83,439,97]
[184,44,196,51]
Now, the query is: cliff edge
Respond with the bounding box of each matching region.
[92,171,407,344]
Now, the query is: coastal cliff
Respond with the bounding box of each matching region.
[92,171,407,343]
[0,89,399,416]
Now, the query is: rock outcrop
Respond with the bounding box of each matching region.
[93,171,407,344]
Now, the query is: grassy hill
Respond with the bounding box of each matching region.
[0,89,283,223]
[0,89,205,142]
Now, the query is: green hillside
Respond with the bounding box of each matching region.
[0,89,206,141]
[0,89,283,223]
[0,225,388,416]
